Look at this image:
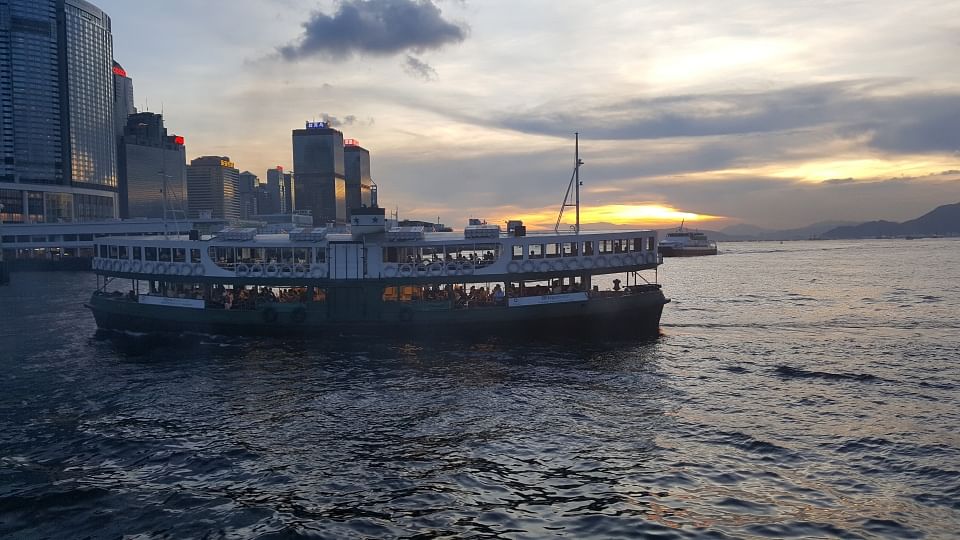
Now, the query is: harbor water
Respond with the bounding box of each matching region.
[1,239,958,538]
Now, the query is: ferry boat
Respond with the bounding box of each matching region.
[85,210,668,338]
[85,137,669,338]
[658,222,717,257]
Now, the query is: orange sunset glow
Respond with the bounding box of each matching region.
[493,203,722,230]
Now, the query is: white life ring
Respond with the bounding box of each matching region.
[236,264,250,276]
[280,264,292,276]
[143,261,155,274]
[384,265,397,278]
[265,264,279,277]
[507,261,521,273]
[193,263,205,276]
[293,264,306,277]
[399,264,413,276]
[428,262,443,276]
[155,262,167,275]
[521,260,535,273]
[596,256,609,268]
[416,263,428,276]
[445,262,459,275]
[551,260,564,272]
[460,262,474,275]
[582,257,595,269]
[567,258,581,270]
[121,260,130,272]
[131,260,142,273]
[250,264,264,276]
[538,261,550,273]
[610,255,622,267]
[646,252,656,264]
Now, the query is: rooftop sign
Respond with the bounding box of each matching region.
[305,121,328,129]
[220,159,235,168]
[112,65,127,77]
[344,138,360,147]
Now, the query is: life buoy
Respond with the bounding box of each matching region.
[121,261,131,272]
[290,306,307,324]
[538,261,550,273]
[551,260,564,272]
[184,264,194,276]
[156,262,167,275]
[250,264,264,276]
[596,256,609,268]
[582,257,595,269]
[566,258,580,270]
[647,252,656,264]
[428,262,443,276]
[280,264,292,276]
[261,307,278,323]
[293,264,306,277]
[507,261,521,273]
[143,261,155,274]
[610,255,622,267]
[384,265,397,278]
[416,264,428,276]
[236,263,250,277]
[461,262,474,275]
[193,263,205,276]
[399,264,413,276]
[265,264,279,277]
[445,262,458,275]
[521,260,535,273]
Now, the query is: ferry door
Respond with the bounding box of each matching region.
[329,242,364,279]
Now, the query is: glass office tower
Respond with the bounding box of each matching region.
[292,122,346,225]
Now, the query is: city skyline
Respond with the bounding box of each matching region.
[99,0,960,229]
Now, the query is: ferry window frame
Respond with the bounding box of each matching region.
[647,237,655,251]
[145,247,158,261]
[632,238,642,252]
[173,248,186,263]
[583,241,594,256]
[109,245,118,259]
[315,248,326,263]
[99,245,107,258]
[133,246,142,260]
[562,242,578,257]
[159,248,172,262]
[294,248,309,264]
[119,245,128,259]
[512,245,523,260]
[528,244,544,259]
[190,249,201,263]
[613,239,624,253]
[545,243,561,258]
[265,247,280,263]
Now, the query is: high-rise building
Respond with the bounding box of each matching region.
[118,112,186,219]
[282,171,295,214]
[292,121,345,225]
[263,166,284,214]
[112,61,134,139]
[344,138,375,215]
[0,0,118,223]
[186,156,239,221]
[238,171,259,219]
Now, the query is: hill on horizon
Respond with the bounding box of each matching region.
[822,202,960,239]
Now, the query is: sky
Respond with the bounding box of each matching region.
[99,0,960,230]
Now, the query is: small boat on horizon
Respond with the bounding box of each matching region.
[658,221,718,257]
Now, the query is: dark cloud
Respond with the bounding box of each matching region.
[403,55,437,81]
[468,81,960,156]
[319,113,374,127]
[278,0,467,61]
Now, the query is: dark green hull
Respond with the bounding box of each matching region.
[86,289,668,339]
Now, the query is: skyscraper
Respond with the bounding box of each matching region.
[112,60,134,139]
[0,0,118,223]
[282,171,295,213]
[186,156,239,221]
[344,138,374,214]
[292,121,345,225]
[238,171,259,219]
[264,166,284,214]
[118,112,186,219]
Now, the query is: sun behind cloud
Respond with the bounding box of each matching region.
[494,203,721,230]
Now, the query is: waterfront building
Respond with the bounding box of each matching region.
[344,139,375,216]
[238,171,259,219]
[292,122,346,225]
[112,61,134,139]
[283,171,295,213]
[186,156,240,221]
[118,112,186,219]
[263,167,283,214]
[0,0,118,223]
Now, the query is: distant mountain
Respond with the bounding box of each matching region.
[822,202,960,239]
[721,220,858,241]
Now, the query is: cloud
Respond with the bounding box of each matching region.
[278,0,467,61]
[403,55,438,80]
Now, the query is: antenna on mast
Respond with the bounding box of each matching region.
[555,132,584,235]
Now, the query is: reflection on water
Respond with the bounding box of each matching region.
[1,239,958,538]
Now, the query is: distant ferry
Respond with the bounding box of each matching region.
[86,210,668,338]
[658,222,718,257]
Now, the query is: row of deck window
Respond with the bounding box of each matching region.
[512,237,654,261]
[97,244,203,263]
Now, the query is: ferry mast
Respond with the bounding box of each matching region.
[555,133,584,235]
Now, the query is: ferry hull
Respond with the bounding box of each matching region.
[86,291,668,339]
[658,246,718,257]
